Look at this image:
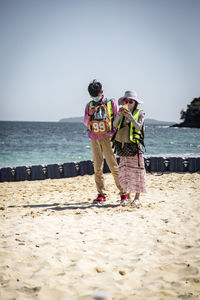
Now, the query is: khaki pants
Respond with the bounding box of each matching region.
[90,137,124,196]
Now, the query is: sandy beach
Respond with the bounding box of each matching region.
[0,172,200,300]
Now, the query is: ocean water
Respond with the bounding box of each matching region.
[0,121,200,168]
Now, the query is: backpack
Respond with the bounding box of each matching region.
[89,100,113,134]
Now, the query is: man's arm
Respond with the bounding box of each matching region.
[84,104,90,127]
[111,99,118,118]
[84,103,98,126]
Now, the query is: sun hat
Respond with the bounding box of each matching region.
[118,90,143,105]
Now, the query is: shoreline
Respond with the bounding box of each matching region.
[0,173,200,299]
[1,153,200,169]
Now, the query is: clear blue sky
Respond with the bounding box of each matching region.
[0,0,200,122]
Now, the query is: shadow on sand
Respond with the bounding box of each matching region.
[8,201,120,211]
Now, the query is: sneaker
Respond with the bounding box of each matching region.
[131,199,140,208]
[93,194,106,204]
[120,194,128,206]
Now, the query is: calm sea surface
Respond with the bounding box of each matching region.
[0,121,200,168]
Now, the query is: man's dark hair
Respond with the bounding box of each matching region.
[88,79,102,97]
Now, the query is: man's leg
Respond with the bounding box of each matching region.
[101,138,124,195]
[90,139,106,196]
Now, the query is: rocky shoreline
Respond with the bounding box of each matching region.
[171,122,200,128]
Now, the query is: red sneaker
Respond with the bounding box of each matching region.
[120,194,128,205]
[93,194,106,203]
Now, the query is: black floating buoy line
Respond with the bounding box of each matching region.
[0,157,200,182]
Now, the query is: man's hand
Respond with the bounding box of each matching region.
[88,106,98,116]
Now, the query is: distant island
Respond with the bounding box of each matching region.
[59,117,174,125]
[59,117,84,123]
[171,97,200,128]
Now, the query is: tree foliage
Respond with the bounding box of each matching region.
[180,97,200,127]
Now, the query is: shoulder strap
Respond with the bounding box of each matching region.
[106,99,114,120]
[90,98,109,107]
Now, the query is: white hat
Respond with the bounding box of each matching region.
[118,90,143,105]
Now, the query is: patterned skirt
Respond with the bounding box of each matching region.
[119,154,147,193]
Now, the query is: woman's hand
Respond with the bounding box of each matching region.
[119,107,131,117]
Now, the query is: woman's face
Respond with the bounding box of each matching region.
[123,98,136,110]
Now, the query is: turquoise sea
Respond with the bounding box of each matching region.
[0,121,200,168]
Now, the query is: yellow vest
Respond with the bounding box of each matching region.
[118,109,144,145]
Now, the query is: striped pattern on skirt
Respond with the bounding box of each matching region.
[119,155,147,193]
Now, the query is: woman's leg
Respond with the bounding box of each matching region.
[127,193,132,200]
[134,192,140,200]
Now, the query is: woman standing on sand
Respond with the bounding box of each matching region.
[112,91,146,206]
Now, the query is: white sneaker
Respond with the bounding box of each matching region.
[131,199,140,208]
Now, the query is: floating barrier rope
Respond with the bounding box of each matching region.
[0,157,200,182]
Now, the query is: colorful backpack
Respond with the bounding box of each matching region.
[89,99,113,134]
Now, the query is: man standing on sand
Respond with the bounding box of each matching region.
[84,79,127,203]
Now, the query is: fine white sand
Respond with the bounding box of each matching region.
[0,173,200,300]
